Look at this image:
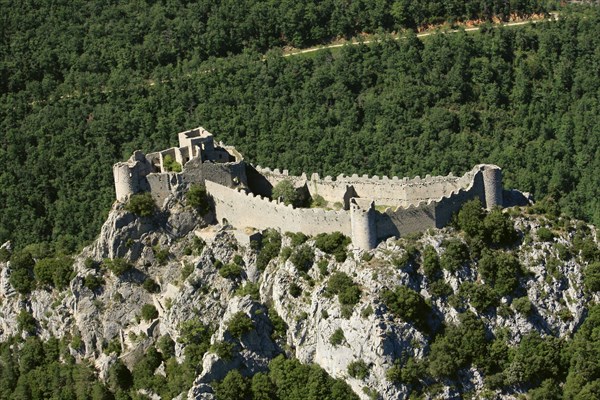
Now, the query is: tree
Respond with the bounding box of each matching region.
[186,184,210,214]
[125,192,156,217]
[272,179,300,207]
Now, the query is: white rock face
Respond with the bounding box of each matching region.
[0,202,597,400]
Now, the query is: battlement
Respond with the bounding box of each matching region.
[114,127,507,249]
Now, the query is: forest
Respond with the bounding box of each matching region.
[0,2,597,253]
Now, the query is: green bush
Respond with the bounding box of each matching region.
[235,282,260,300]
[314,232,351,262]
[210,341,235,360]
[83,274,104,291]
[268,307,288,340]
[428,312,488,378]
[186,184,210,214]
[104,258,133,276]
[142,278,160,293]
[422,245,441,280]
[459,282,498,313]
[153,246,170,265]
[440,239,470,272]
[429,280,453,298]
[457,199,486,238]
[125,192,156,217]
[213,370,249,400]
[512,296,533,316]
[33,255,74,290]
[286,232,308,247]
[478,250,522,296]
[227,311,254,338]
[17,310,37,335]
[347,360,370,380]
[289,282,302,298]
[537,227,555,242]
[256,229,282,271]
[329,328,345,346]
[290,245,314,273]
[326,272,361,306]
[583,262,600,293]
[272,179,301,206]
[0,247,10,262]
[162,154,182,172]
[219,262,243,279]
[310,194,327,208]
[9,250,35,294]
[140,304,158,321]
[483,208,519,246]
[381,285,431,332]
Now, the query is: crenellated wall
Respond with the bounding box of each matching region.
[250,165,480,209]
[113,127,506,249]
[208,164,503,249]
[206,180,352,237]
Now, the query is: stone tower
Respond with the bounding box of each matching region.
[350,199,377,250]
[481,164,503,210]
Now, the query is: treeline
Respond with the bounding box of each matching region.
[0,0,552,93]
[1,6,599,251]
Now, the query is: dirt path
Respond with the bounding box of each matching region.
[283,16,557,58]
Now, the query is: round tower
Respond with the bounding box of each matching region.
[482,165,503,210]
[113,163,135,201]
[350,200,377,250]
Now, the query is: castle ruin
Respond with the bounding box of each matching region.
[113,127,507,250]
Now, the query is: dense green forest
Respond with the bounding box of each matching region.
[1,2,598,254]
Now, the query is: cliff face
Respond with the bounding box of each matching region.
[0,196,598,400]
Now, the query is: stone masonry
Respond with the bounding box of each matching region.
[113,127,507,250]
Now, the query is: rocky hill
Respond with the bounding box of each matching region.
[1,192,599,400]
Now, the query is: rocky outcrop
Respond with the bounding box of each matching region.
[0,199,597,400]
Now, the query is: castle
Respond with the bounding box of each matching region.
[113,127,507,250]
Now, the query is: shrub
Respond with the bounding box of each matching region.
[347,360,370,379]
[317,259,329,276]
[381,285,431,332]
[440,239,469,272]
[429,280,453,298]
[228,312,254,338]
[512,296,533,316]
[211,341,235,360]
[17,310,37,335]
[290,245,314,273]
[311,194,327,208]
[422,245,441,280]
[140,304,158,321]
[157,334,175,359]
[537,227,555,242]
[213,370,250,400]
[9,250,35,294]
[483,208,518,246]
[185,183,208,211]
[286,232,308,247]
[162,154,182,172]
[125,192,156,217]
[478,250,522,296]
[104,258,132,276]
[153,246,170,264]
[256,229,282,271]
[428,312,488,378]
[459,282,498,313]
[0,247,10,262]
[83,274,104,291]
[219,262,243,279]
[181,261,194,281]
[583,262,600,293]
[289,282,302,298]
[326,272,361,306]
[315,232,351,262]
[142,278,160,293]
[235,282,260,300]
[457,199,486,238]
[268,307,288,340]
[272,179,300,206]
[330,328,345,346]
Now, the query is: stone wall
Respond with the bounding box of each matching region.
[206,181,352,237]
[251,165,480,209]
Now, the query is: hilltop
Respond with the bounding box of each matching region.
[0,185,599,399]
